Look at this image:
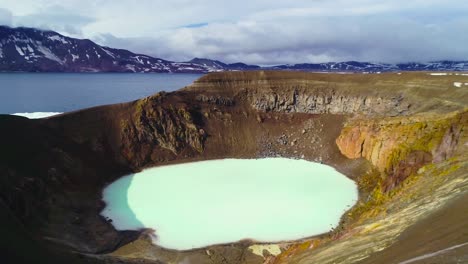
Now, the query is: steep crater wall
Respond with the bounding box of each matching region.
[337,111,466,191]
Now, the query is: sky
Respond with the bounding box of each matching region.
[0,0,468,64]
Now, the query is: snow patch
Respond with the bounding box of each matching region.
[48,35,69,44]
[180,67,195,70]
[125,64,136,72]
[12,112,62,119]
[36,45,64,64]
[430,73,448,76]
[15,45,25,56]
[453,82,463,88]
[26,45,34,53]
[71,54,79,62]
[134,56,145,64]
[101,48,115,58]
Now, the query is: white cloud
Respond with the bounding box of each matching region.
[0,8,12,25]
[1,0,468,64]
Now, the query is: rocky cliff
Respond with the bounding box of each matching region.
[337,111,467,191]
[0,71,467,264]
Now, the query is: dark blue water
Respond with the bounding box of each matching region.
[0,73,202,114]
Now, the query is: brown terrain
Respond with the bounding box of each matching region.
[0,71,467,264]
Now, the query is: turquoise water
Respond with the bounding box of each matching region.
[101,158,358,250]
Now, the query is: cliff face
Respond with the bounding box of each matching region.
[249,88,409,115]
[336,111,467,190]
[188,71,467,115]
[120,94,206,168]
[0,71,467,264]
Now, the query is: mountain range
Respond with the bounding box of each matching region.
[1,25,467,73]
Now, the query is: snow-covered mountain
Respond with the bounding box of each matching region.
[0,26,258,73]
[272,61,468,72]
[1,25,467,73]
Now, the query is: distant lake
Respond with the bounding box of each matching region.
[0,73,202,114]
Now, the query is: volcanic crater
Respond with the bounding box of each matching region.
[1,71,467,264]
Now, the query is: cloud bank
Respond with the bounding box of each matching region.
[1,0,468,64]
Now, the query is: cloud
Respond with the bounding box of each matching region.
[1,0,468,64]
[0,8,13,26]
[11,5,96,37]
[96,15,468,64]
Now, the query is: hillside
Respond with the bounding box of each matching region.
[0,26,257,73]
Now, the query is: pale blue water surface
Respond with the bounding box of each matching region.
[101,158,358,250]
